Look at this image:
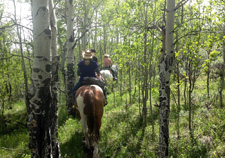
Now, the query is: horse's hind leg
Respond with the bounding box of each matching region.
[83,128,90,148]
[92,141,98,158]
[81,119,90,148]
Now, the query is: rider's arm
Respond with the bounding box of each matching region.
[109,58,113,67]
[77,67,81,76]
[95,67,100,76]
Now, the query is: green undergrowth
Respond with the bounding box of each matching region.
[59,117,84,158]
[0,101,29,158]
[0,86,225,157]
[99,102,158,157]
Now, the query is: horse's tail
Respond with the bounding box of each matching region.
[83,89,95,135]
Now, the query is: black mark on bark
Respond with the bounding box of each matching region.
[46,64,51,72]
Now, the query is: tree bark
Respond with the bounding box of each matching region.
[159,0,175,157]
[82,0,88,51]
[49,0,61,157]
[65,0,76,116]
[28,0,55,157]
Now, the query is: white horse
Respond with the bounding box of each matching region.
[111,65,118,79]
[100,69,113,83]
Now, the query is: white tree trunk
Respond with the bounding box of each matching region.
[159,0,175,157]
[28,0,54,157]
[49,0,61,157]
[66,0,75,115]
[82,0,88,50]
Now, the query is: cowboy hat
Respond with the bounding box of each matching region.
[104,54,110,57]
[82,49,93,59]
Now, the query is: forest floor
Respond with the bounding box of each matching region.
[0,88,225,158]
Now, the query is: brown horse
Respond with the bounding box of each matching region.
[74,84,105,158]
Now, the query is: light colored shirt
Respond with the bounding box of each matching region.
[103,57,112,67]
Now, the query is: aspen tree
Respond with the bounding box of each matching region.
[28,0,60,157]
[159,0,175,157]
[65,0,75,115]
[49,0,61,156]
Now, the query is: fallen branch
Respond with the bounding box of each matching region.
[1,147,17,151]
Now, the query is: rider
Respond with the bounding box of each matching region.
[103,54,117,80]
[72,49,107,105]
[91,48,98,63]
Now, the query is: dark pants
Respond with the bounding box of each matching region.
[104,88,107,101]
[72,80,82,104]
[104,66,115,78]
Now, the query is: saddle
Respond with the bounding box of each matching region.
[82,77,106,92]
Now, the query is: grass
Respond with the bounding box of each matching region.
[0,128,30,158]
[0,83,225,157]
[59,117,84,158]
[0,101,29,158]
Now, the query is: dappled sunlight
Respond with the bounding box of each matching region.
[58,118,84,158]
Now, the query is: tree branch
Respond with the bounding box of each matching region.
[174,0,189,11]
[148,23,162,32]
[174,31,199,45]
[72,29,89,50]
[0,24,16,30]
[174,30,219,45]
[174,17,205,32]
[13,22,33,32]
[0,54,33,61]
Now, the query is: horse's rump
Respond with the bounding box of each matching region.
[74,85,104,145]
